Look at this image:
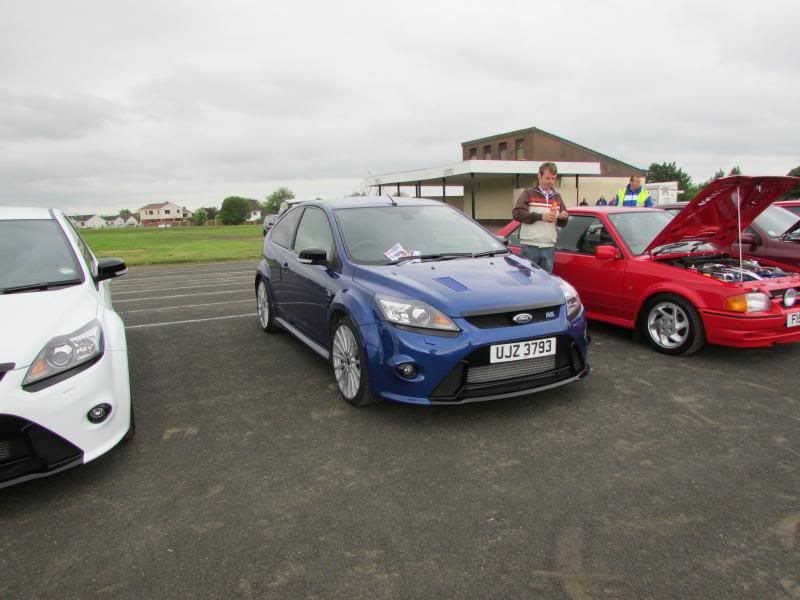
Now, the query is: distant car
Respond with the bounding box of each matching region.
[776,200,800,218]
[262,214,277,236]
[495,177,800,355]
[660,200,800,271]
[256,197,590,406]
[0,207,133,488]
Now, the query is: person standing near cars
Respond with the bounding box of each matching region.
[610,175,653,207]
[512,162,569,273]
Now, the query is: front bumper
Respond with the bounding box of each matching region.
[701,308,800,348]
[0,350,131,488]
[359,309,590,405]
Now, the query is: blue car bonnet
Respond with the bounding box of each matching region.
[353,254,566,316]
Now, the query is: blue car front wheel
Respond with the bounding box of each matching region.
[331,317,380,407]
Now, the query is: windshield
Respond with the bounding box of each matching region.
[608,211,680,255]
[0,220,84,292]
[334,205,506,265]
[753,205,800,238]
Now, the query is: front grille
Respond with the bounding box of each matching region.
[463,305,561,329]
[0,415,82,487]
[466,355,556,384]
[430,334,586,403]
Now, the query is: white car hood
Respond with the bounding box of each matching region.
[0,284,98,368]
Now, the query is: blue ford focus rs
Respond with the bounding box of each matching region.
[255,197,590,406]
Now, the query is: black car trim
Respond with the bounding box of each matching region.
[460,301,564,317]
[274,317,330,360]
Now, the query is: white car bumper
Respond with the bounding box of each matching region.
[0,348,131,488]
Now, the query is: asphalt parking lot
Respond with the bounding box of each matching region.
[2,260,799,599]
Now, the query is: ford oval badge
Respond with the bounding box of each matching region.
[512,313,533,324]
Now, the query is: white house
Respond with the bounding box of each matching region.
[103,216,126,228]
[69,214,106,229]
[124,215,139,227]
[245,199,263,223]
[137,202,186,227]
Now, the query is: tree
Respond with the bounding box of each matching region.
[785,166,800,199]
[202,206,218,220]
[263,187,294,214]
[219,197,251,225]
[646,161,697,201]
[119,209,132,220]
[729,166,742,176]
[191,208,208,226]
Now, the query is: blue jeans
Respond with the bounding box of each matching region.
[521,244,555,273]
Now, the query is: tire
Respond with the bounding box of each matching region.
[256,278,279,333]
[123,402,135,441]
[330,316,380,407]
[640,294,705,356]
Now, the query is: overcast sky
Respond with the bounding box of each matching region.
[1,0,797,214]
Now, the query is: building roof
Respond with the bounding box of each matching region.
[365,159,601,187]
[461,126,644,173]
[246,199,262,211]
[138,202,171,212]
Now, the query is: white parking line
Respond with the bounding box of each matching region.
[125,313,257,329]
[113,279,252,295]
[119,299,253,314]
[114,290,251,303]
[115,268,255,285]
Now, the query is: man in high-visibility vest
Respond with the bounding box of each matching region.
[610,176,653,207]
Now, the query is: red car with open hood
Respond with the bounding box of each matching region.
[497,176,800,354]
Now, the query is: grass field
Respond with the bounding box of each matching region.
[82,224,264,265]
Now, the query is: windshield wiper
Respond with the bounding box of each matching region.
[651,241,707,256]
[472,249,510,258]
[1,279,82,294]
[387,253,472,265]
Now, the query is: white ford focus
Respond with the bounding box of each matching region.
[0,207,133,488]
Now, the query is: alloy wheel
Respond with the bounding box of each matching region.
[647,301,690,349]
[332,325,361,399]
[257,281,269,329]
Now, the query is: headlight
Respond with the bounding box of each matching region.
[23,320,104,387]
[556,277,583,320]
[375,294,459,332]
[725,292,771,313]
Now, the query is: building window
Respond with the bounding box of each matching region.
[483,145,492,160]
[498,142,508,160]
[148,210,153,215]
[515,139,525,160]
[165,209,170,214]
[468,147,477,160]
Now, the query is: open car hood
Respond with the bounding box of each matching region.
[644,176,800,253]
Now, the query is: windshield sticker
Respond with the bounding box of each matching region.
[384,243,411,261]
[59,267,75,276]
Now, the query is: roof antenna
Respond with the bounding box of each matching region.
[736,184,743,281]
[367,170,397,206]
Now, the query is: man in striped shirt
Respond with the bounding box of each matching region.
[511,162,569,273]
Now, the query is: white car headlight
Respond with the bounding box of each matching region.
[375,294,459,332]
[725,292,771,313]
[23,320,104,387]
[556,277,583,320]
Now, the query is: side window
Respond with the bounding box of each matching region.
[556,216,616,254]
[271,207,304,249]
[293,207,334,258]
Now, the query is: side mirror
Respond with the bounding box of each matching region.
[738,232,758,247]
[595,245,620,260]
[95,257,128,282]
[495,235,509,246]
[298,248,328,265]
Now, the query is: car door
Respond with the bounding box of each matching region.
[289,206,339,344]
[554,215,625,317]
[267,207,304,320]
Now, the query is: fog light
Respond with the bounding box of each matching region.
[87,403,112,423]
[397,363,417,379]
[785,288,797,307]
